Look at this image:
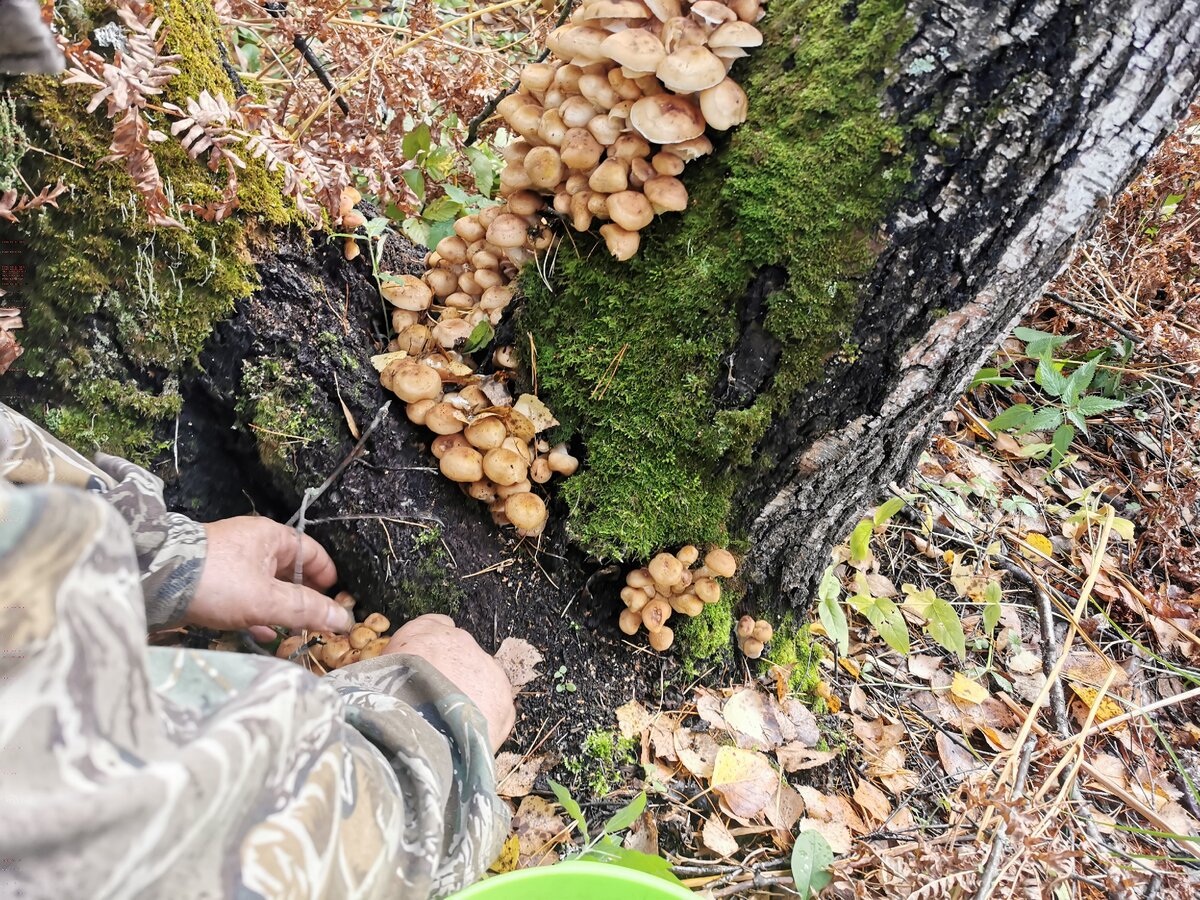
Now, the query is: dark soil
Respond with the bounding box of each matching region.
[164,225,723,783]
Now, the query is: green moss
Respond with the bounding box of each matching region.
[11,0,305,461]
[564,729,639,797]
[391,529,466,620]
[236,358,337,474]
[519,0,913,559]
[675,592,736,677]
[762,617,824,704]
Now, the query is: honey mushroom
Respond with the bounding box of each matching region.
[373,0,766,535]
[735,615,773,659]
[617,543,738,652]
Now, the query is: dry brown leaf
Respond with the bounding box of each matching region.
[695,687,727,729]
[511,795,569,868]
[701,816,740,858]
[853,778,892,826]
[776,743,839,773]
[623,809,660,856]
[907,654,944,680]
[493,638,543,695]
[1007,648,1043,675]
[766,782,806,832]
[514,393,559,432]
[674,728,720,778]
[798,817,852,855]
[711,746,779,822]
[934,733,979,779]
[853,717,919,794]
[616,699,653,740]
[722,688,784,750]
[495,752,554,799]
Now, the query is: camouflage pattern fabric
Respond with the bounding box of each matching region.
[0,403,509,898]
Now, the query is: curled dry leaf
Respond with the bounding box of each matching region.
[674,727,721,778]
[493,637,544,695]
[701,816,740,858]
[776,744,840,773]
[710,746,779,823]
[511,795,569,868]
[853,778,892,826]
[495,752,555,799]
[514,393,560,433]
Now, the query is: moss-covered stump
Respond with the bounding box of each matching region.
[5,0,303,460]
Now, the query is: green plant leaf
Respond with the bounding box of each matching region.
[424,145,456,180]
[464,319,494,354]
[1035,355,1068,399]
[790,830,834,899]
[423,195,463,222]
[1065,408,1088,435]
[848,519,873,568]
[602,791,647,834]
[983,580,1002,635]
[1063,354,1102,405]
[401,167,426,202]
[990,403,1033,431]
[925,596,967,661]
[1016,406,1063,435]
[1074,395,1126,416]
[874,497,907,526]
[548,779,588,837]
[402,122,431,160]
[970,367,1015,389]
[848,588,910,655]
[464,144,500,198]
[1051,423,1075,468]
[817,566,849,656]
[1014,327,1072,358]
[578,842,686,886]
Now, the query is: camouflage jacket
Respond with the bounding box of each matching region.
[0,403,509,899]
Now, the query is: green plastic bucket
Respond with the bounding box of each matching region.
[451,861,694,898]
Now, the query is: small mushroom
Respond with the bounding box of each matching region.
[601,28,667,73]
[483,447,529,486]
[629,94,706,144]
[740,637,764,659]
[343,238,360,261]
[440,445,484,482]
[530,457,552,483]
[694,577,720,604]
[670,592,703,617]
[648,624,674,651]
[599,223,640,260]
[349,623,377,650]
[589,158,629,193]
[276,634,306,660]
[649,552,684,588]
[505,491,548,534]
[382,274,434,311]
[619,607,643,635]
[406,398,439,426]
[606,190,654,231]
[364,612,391,634]
[486,213,530,249]
[465,417,508,450]
[431,433,470,459]
[524,146,565,189]
[699,78,748,131]
[656,45,726,93]
[334,590,356,611]
[643,176,688,213]
[547,443,580,476]
[641,598,672,632]
[627,568,654,589]
[751,620,773,644]
[358,636,390,660]
[425,401,467,435]
[322,637,351,668]
[383,361,443,403]
[705,548,738,578]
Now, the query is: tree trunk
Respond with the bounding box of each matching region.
[6,0,1200,712]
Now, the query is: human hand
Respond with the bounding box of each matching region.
[385,615,516,752]
[189,516,351,638]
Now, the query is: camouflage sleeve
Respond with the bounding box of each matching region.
[0,403,205,629]
[0,477,509,899]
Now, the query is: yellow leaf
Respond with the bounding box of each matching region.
[489,834,520,874]
[1021,533,1054,559]
[943,549,956,566]
[950,671,989,705]
[1067,684,1125,726]
[1111,517,1135,542]
[837,657,861,678]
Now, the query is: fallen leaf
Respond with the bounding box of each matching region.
[780,697,821,747]
[616,699,653,740]
[1007,648,1043,675]
[481,376,513,407]
[511,795,568,868]
[776,744,839,773]
[370,350,408,372]
[701,816,740,857]
[766,782,805,832]
[950,671,990,705]
[695,688,727,729]
[907,654,944,680]
[1021,532,1054,560]
[798,817,852,855]
[514,393,559,432]
[723,688,786,750]
[935,733,979,779]
[711,747,779,822]
[495,752,554,799]
[1067,684,1125,727]
[853,778,892,825]
[489,834,520,874]
[623,809,660,856]
[333,373,360,439]
[494,638,543,695]
[674,728,720,778]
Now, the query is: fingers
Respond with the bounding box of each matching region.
[249,625,277,642]
[267,521,338,591]
[260,579,354,634]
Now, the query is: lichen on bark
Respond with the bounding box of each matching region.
[518,0,914,561]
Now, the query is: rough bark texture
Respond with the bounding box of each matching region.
[741,0,1200,607]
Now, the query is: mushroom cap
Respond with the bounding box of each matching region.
[431,433,470,459]
[641,598,672,632]
[606,190,654,231]
[483,447,529,486]
[440,445,484,482]
[751,620,774,643]
[465,416,508,450]
[618,607,643,635]
[706,548,738,578]
[530,457,552,483]
[546,25,609,64]
[364,612,391,634]
[699,78,749,130]
[708,20,763,48]
[656,46,726,93]
[627,567,654,589]
[349,623,377,650]
[588,157,629,193]
[689,0,736,25]
[629,94,706,144]
[547,443,579,475]
[740,637,764,659]
[580,0,650,19]
[432,317,475,350]
[406,397,439,426]
[521,62,557,93]
[599,223,640,260]
[727,0,764,22]
[276,634,306,659]
[736,614,756,640]
[648,624,674,651]
[643,175,688,213]
[382,360,442,403]
[643,0,681,20]
[662,135,714,161]
[600,29,666,72]
[425,401,467,435]
[321,637,351,668]
[505,491,548,533]
[670,593,704,617]
[486,213,530,248]
[524,146,564,189]
[381,274,434,311]
[694,578,720,604]
[649,552,684,587]
[358,636,390,660]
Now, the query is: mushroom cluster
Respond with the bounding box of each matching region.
[618,545,737,651]
[340,186,366,259]
[377,351,578,535]
[274,592,398,671]
[735,615,773,659]
[498,0,763,260]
